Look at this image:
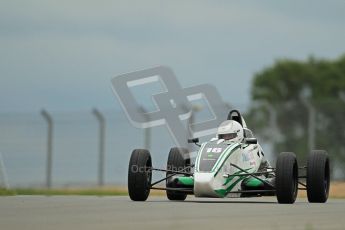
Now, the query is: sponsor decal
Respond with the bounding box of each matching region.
[242,152,254,162]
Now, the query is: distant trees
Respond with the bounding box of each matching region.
[248,55,345,177]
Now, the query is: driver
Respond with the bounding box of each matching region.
[217,120,243,142]
[216,119,273,174]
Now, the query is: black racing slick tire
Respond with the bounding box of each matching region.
[166,147,190,201]
[128,149,152,201]
[276,152,298,204]
[307,150,330,203]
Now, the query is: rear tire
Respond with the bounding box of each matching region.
[276,152,298,204]
[166,147,190,201]
[307,150,330,203]
[128,149,152,201]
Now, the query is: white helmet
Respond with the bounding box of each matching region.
[217,120,244,142]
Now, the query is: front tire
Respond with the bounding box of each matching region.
[166,147,190,201]
[128,149,152,201]
[307,150,330,203]
[275,152,298,204]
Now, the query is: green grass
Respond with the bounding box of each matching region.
[2,182,345,198]
[0,187,128,196]
[0,188,16,196]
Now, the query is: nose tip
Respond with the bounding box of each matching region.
[193,172,219,197]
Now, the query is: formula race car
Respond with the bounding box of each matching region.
[128,110,330,204]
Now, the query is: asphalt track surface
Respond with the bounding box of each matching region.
[1,196,345,230]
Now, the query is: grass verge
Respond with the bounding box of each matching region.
[298,181,345,199]
[0,187,128,196]
[1,182,345,198]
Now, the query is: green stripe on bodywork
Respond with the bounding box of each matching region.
[222,167,252,186]
[211,143,240,172]
[243,178,264,187]
[215,189,227,197]
[177,177,194,186]
[215,167,253,197]
[195,143,206,172]
[222,171,243,186]
[215,175,248,197]
[213,144,241,177]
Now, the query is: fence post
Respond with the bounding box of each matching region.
[300,88,316,151]
[137,107,151,150]
[92,108,106,186]
[0,152,10,189]
[260,101,281,144]
[41,109,53,188]
[187,105,203,152]
[339,92,345,103]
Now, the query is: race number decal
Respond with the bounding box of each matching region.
[206,148,223,153]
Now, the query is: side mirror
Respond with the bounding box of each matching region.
[245,138,257,144]
[188,138,199,144]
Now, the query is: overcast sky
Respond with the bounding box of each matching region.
[1,0,345,112]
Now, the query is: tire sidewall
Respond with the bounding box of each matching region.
[275,152,298,204]
[128,149,152,201]
[307,150,330,203]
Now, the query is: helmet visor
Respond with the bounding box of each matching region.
[218,133,237,140]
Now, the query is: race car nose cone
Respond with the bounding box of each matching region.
[194,172,221,198]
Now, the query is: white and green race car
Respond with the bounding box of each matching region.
[128,110,330,204]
